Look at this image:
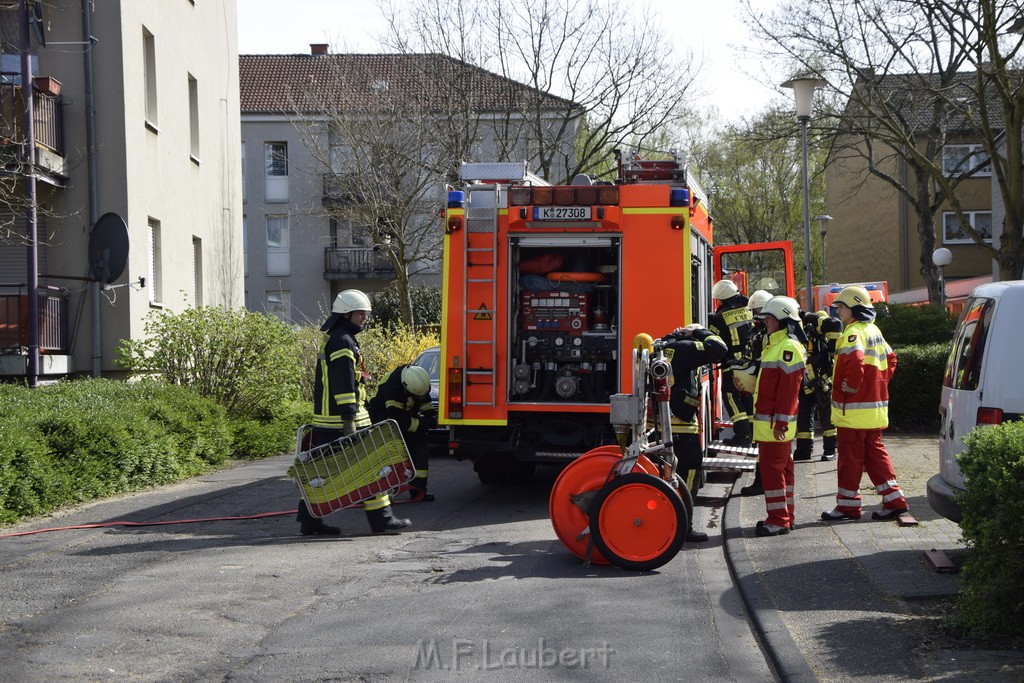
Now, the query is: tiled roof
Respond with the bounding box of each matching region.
[850,71,1003,132]
[239,53,575,114]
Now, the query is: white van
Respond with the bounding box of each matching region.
[928,280,1024,523]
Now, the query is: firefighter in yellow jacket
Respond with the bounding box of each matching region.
[298,289,412,535]
[709,278,755,446]
[751,296,807,537]
[821,286,909,522]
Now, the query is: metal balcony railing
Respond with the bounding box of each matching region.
[324,247,396,278]
[0,286,70,353]
[0,78,66,157]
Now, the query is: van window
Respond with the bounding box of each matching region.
[943,296,993,390]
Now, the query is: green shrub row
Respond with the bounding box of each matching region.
[951,420,1024,637]
[886,342,948,432]
[876,302,956,346]
[0,379,306,525]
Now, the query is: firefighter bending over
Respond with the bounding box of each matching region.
[709,279,755,446]
[661,323,729,543]
[368,364,437,502]
[794,310,842,462]
[298,289,412,535]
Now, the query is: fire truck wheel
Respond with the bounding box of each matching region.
[589,473,688,572]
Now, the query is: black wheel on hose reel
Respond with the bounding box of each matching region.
[588,472,689,572]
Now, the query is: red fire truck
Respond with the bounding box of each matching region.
[439,152,791,483]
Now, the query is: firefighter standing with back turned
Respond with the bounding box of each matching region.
[751,296,807,537]
[793,309,841,462]
[709,279,754,447]
[737,289,772,496]
[661,323,729,542]
[368,364,437,502]
[821,285,910,522]
[297,289,412,535]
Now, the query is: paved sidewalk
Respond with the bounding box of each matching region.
[722,434,1024,682]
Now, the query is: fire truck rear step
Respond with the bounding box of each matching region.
[708,441,759,457]
[702,457,756,471]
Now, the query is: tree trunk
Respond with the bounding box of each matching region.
[912,172,943,305]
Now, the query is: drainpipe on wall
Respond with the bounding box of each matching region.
[20,0,39,388]
[82,0,100,377]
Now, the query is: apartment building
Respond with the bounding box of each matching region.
[824,74,995,294]
[239,48,575,325]
[0,0,242,380]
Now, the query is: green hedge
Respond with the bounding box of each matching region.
[876,302,956,346]
[951,421,1024,637]
[886,343,947,432]
[0,379,283,525]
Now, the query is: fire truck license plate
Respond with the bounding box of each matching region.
[533,206,592,221]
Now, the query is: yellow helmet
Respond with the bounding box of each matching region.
[732,365,756,394]
[834,285,874,310]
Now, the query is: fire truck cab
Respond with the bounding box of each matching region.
[440,152,719,483]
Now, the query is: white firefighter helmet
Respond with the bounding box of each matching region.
[332,289,372,314]
[747,289,773,312]
[834,285,874,310]
[761,296,801,323]
[401,365,431,397]
[712,279,740,300]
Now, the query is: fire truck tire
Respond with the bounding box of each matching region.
[675,477,695,531]
[549,447,660,564]
[589,473,688,572]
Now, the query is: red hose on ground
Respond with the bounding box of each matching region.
[0,509,299,539]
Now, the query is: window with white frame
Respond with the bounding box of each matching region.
[148,218,163,304]
[242,214,248,276]
[942,144,991,177]
[143,28,158,128]
[266,214,290,275]
[264,142,289,202]
[192,236,203,306]
[188,74,200,160]
[241,142,246,203]
[943,211,992,244]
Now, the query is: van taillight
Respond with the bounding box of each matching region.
[447,368,464,419]
[977,407,1003,425]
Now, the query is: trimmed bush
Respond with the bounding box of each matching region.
[876,302,955,346]
[0,380,233,525]
[951,421,1024,637]
[370,284,442,329]
[886,343,947,431]
[115,306,306,418]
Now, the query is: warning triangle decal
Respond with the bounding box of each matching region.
[474,304,492,321]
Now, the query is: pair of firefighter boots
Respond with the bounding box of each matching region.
[793,437,838,462]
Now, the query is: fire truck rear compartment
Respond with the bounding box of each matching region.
[509,241,620,404]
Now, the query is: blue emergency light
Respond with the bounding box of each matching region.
[447,191,465,208]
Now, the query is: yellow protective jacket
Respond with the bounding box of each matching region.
[752,329,806,442]
[830,321,897,429]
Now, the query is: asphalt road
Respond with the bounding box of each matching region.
[0,454,773,682]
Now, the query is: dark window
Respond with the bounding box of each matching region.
[943,297,993,391]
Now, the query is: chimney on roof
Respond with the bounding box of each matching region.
[310,43,329,56]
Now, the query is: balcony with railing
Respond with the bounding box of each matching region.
[0,285,71,377]
[0,75,67,184]
[324,247,396,279]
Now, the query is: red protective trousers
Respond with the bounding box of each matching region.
[757,440,794,529]
[833,427,907,518]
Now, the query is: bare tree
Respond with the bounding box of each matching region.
[743,0,1024,299]
[380,0,703,184]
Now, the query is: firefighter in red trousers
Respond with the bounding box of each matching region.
[661,323,729,542]
[751,296,807,537]
[368,364,437,502]
[821,285,910,522]
[297,289,412,535]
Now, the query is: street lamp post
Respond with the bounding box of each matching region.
[815,214,833,284]
[933,247,952,311]
[783,76,827,311]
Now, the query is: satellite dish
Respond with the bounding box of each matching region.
[88,212,129,284]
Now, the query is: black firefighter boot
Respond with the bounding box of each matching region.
[408,477,435,502]
[296,499,341,536]
[366,505,412,534]
[821,435,838,461]
[725,420,753,448]
[740,464,764,496]
[793,438,813,461]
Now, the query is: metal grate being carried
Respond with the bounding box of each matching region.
[289,420,414,518]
